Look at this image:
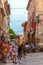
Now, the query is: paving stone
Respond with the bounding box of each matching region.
[0,53,43,65]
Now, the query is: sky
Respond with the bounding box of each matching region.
[8,0,28,35]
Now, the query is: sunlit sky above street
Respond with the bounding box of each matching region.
[8,0,28,35]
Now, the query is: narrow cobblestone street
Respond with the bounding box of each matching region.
[0,53,43,65]
[0,0,43,65]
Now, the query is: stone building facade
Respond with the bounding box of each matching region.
[0,0,10,39]
[26,0,43,43]
[36,0,43,42]
[26,0,36,43]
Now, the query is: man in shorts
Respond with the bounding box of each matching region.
[18,44,23,63]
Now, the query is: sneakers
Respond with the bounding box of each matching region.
[19,61,22,64]
[13,61,17,64]
[23,56,25,59]
[3,62,7,63]
[15,62,17,64]
[12,61,15,63]
[17,59,22,64]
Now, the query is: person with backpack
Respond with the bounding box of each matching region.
[31,42,35,52]
[12,45,18,64]
[2,39,8,63]
[0,40,3,61]
[22,44,26,59]
[18,41,23,64]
